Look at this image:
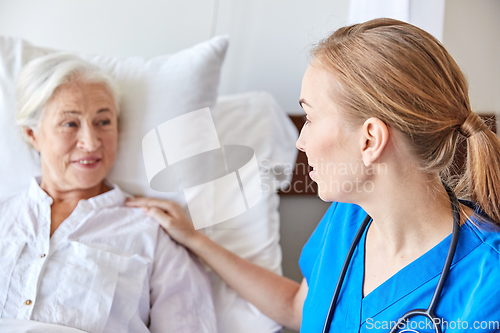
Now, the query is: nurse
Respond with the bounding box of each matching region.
[127,18,500,332]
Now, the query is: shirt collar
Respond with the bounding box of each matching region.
[27,176,127,210]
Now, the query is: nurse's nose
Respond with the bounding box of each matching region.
[296,123,307,153]
[77,124,101,152]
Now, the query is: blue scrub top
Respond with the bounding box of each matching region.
[299,201,500,332]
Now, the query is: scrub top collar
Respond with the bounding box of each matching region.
[340,200,490,327]
[356,208,486,324]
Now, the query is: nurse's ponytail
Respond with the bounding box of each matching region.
[311,18,500,226]
[456,113,500,225]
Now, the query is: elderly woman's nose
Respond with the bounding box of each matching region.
[77,124,101,151]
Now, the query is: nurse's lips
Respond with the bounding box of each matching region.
[309,164,316,178]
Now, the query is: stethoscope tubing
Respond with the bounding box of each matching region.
[322,214,372,333]
[322,183,461,333]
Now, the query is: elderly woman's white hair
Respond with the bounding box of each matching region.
[15,53,120,143]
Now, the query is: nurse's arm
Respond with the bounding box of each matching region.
[189,233,308,330]
[126,197,307,331]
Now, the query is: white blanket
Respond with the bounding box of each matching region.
[0,319,86,333]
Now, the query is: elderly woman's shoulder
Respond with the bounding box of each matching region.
[113,203,159,229]
[0,190,34,238]
[94,203,185,260]
[96,197,176,239]
[0,189,31,211]
[91,198,155,228]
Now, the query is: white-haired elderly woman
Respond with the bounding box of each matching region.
[0,54,217,333]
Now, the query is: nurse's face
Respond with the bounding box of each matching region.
[296,60,365,202]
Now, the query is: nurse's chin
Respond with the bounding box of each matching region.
[315,189,341,203]
[316,186,359,204]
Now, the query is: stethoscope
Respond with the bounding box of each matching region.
[322,182,461,333]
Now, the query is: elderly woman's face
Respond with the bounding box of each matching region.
[28,80,118,192]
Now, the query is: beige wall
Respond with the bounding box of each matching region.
[442,0,500,115]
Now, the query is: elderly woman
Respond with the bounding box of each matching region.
[0,54,216,332]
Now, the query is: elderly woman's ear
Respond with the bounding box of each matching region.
[24,126,40,152]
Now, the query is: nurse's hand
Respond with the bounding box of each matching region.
[125,197,200,248]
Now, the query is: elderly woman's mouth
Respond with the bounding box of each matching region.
[72,157,102,169]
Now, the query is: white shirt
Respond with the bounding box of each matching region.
[0,177,217,333]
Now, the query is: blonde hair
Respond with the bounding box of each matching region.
[312,18,500,226]
[16,53,120,142]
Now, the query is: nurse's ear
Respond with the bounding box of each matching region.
[359,117,389,167]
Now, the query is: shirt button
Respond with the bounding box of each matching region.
[25,300,32,306]
[41,254,46,258]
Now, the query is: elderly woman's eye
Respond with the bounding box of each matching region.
[64,121,78,127]
[99,119,111,126]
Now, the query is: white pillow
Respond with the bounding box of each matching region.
[0,35,229,201]
[209,92,298,333]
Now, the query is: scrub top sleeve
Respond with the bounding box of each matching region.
[299,202,338,283]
